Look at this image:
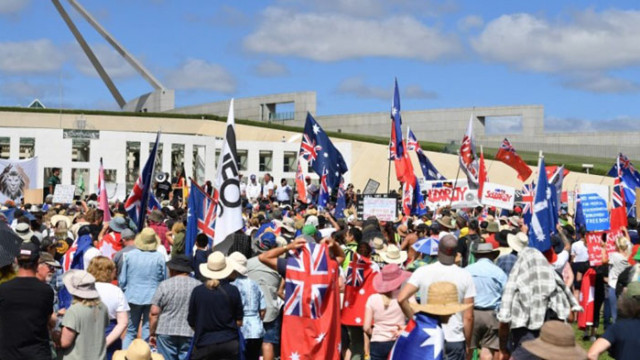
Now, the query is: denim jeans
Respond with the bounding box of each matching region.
[369,341,395,360]
[607,286,618,326]
[444,340,466,360]
[124,303,151,349]
[156,334,192,360]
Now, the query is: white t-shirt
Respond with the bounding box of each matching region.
[240,182,247,197]
[571,241,589,263]
[246,183,261,202]
[263,181,275,198]
[83,247,102,269]
[407,261,476,342]
[95,282,130,319]
[552,250,570,271]
[609,252,630,289]
[276,185,291,202]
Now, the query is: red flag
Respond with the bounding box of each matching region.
[478,148,487,199]
[459,116,479,188]
[495,138,532,181]
[610,178,628,232]
[341,253,376,326]
[98,158,111,223]
[295,160,307,204]
[577,268,595,329]
[545,166,570,181]
[281,243,341,360]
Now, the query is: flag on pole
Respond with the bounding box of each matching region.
[611,157,628,231]
[301,113,348,189]
[391,79,414,184]
[548,165,566,208]
[495,138,532,181]
[125,132,160,230]
[98,158,111,223]
[459,116,479,189]
[186,180,217,255]
[407,127,445,181]
[295,159,307,204]
[478,148,487,199]
[528,155,554,252]
[607,153,639,218]
[213,99,244,246]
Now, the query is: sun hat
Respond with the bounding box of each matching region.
[305,215,319,227]
[373,264,411,293]
[379,244,408,264]
[15,223,34,242]
[437,234,458,265]
[508,216,520,227]
[39,252,61,268]
[371,237,387,252]
[410,281,473,316]
[507,232,528,253]
[51,214,71,229]
[135,227,160,251]
[109,216,128,233]
[228,251,248,276]
[436,216,456,230]
[522,321,587,360]
[199,251,234,280]
[148,210,164,224]
[397,224,409,237]
[113,339,164,360]
[63,270,100,299]
[166,254,193,273]
[471,243,500,260]
[486,222,500,233]
[280,217,296,233]
[28,205,41,213]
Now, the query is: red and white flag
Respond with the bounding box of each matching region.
[459,116,479,188]
[295,159,307,204]
[341,253,376,326]
[478,147,487,199]
[495,138,532,181]
[98,158,111,223]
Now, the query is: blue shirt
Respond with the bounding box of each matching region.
[188,282,244,347]
[465,258,507,310]
[118,248,166,305]
[231,276,266,339]
[496,253,518,276]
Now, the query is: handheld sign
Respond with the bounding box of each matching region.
[481,182,515,210]
[52,185,76,204]
[579,184,610,232]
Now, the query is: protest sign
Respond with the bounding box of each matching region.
[585,232,605,266]
[481,182,515,210]
[362,179,380,195]
[423,179,480,209]
[0,157,38,205]
[579,184,610,232]
[52,185,76,204]
[24,189,43,204]
[362,195,397,222]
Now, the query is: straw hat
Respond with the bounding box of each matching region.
[228,251,248,276]
[51,214,71,229]
[507,232,529,253]
[135,227,160,251]
[371,237,387,252]
[436,216,456,230]
[397,224,408,237]
[410,282,472,316]
[199,251,234,280]
[379,244,408,264]
[62,270,99,299]
[373,264,411,293]
[113,339,164,360]
[522,321,587,360]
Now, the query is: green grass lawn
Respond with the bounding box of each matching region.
[572,322,613,360]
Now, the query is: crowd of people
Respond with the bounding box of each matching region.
[1,172,640,360]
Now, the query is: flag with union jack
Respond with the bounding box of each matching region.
[610,158,628,232]
[495,138,532,181]
[607,153,640,218]
[391,79,414,184]
[125,132,160,230]
[407,127,445,181]
[282,242,341,360]
[185,179,217,254]
[521,183,535,226]
[301,113,348,190]
[342,253,376,326]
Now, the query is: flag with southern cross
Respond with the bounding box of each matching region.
[389,312,445,360]
[528,156,555,252]
[611,157,628,232]
[125,131,160,230]
[341,253,376,326]
[391,79,414,184]
[607,153,640,218]
[521,183,535,226]
[407,127,445,181]
[302,113,348,190]
[186,180,217,255]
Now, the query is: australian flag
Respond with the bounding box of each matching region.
[390,312,444,360]
[607,153,639,218]
[407,127,445,181]
[302,113,348,190]
[125,132,160,230]
[284,242,330,319]
[186,181,217,254]
[528,156,555,252]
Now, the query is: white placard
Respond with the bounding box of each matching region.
[94,182,127,202]
[362,196,397,222]
[481,182,516,210]
[423,179,481,209]
[52,184,76,204]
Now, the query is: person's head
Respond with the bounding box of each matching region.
[195,233,209,249]
[264,173,272,182]
[437,234,457,265]
[63,270,101,305]
[200,251,234,289]
[36,252,60,282]
[113,338,164,360]
[346,227,362,244]
[373,264,411,296]
[471,243,500,261]
[281,178,287,186]
[616,235,631,255]
[618,281,640,319]
[357,242,372,257]
[305,176,311,185]
[468,219,479,234]
[86,256,116,283]
[409,281,472,323]
[135,227,160,251]
[53,168,60,176]
[171,221,185,234]
[250,174,257,184]
[121,228,136,244]
[166,255,193,277]
[521,320,587,359]
[18,242,39,272]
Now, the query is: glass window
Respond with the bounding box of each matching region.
[237,149,248,171]
[72,168,89,197]
[259,150,272,172]
[171,143,185,179]
[150,142,163,176]
[193,145,206,185]
[103,169,117,183]
[72,139,90,162]
[0,137,9,159]
[126,141,141,192]
[215,149,221,166]
[283,151,297,172]
[19,138,35,159]
[44,167,61,198]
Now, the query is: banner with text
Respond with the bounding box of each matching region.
[481,182,516,210]
[423,179,481,209]
[0,157,38,205]
[579,184,610,232]
[362,195,398,222]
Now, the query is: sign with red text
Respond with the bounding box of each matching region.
[586,232,605,266]
[480,182,516,210]
[423,179,481,209]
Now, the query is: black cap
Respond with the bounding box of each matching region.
[166,255,193,273]
[19,242,40,263]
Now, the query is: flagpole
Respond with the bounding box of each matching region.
[387,158,391,194]
[449,150,462,207]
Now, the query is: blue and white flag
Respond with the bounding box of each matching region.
[390,312,444,360]
[528,157,555,252]
[607,153,639,218]
[302,113,348,189]
[407,127,445,181]
[125,132,160,230]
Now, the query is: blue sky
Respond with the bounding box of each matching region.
[2,0,640,132]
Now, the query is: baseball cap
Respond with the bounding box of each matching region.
[437,234,457,265]
[39,252,61,268]
[19,242,40,263]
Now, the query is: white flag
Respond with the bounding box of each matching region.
[213,99,243,245]
[459,115,479,188]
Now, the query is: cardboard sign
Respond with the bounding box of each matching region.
[362,196,397,222]
[52,185,76,204]
[362,179,380,195]
[23,188,43,204]
[481,182,516,210]
[423,179,480,209]
[586,232,605,266]
[579,184,610,232]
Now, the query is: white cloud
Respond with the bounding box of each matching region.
[457,15,483,31]
[0,0,29,14]
[253,60,289,77]
[0,39,65,74]
[561,73,640,93]
[275,0,457,18]
[404,84,438,99]
[71,43,137,79]
[165,59,236,94]
[336,77,389,100]
[0,81,46,99]
[472,10,640,73]
[244,7,461,61]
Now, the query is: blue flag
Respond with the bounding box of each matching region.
[528,157,555,252]
[301,113,348,189]
[186,181,216,254]
[390,312,444,360]
[125,132,160,230]
[407,128,445,181]
[574,194,585,234]
[334,177,346,219]
[59,234,93,309]
[318,168,330,209]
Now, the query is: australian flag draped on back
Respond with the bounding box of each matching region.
[607,153,640,218]
[282,242,341,360]
[301,113,348,189]
[186,180,217,254]
[389,312,445,360]
[125,132,160,230]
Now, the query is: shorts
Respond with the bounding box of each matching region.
[263,313,282,344]
[470,309,499,350]
[572,261,590,288]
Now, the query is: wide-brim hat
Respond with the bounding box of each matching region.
[15,223,34,242]
[397,224,408,237]
[109,216,128,233]
[227,251,248,276]
[373,264,411,293]
[507,232,529,253]
[410,281,472,316]
[280,217,296,233]
[62,270,100,299]
[51,214,71,229]
[379,244,408,264]
[166,255,193,273]
[436,216,456,230]
[135,227,160,251]
[471,242,500,259]
[371,236,387,251]
[199,251,234,280]
[522,321,587,360]
[508,216,520,227]
[486,221,500,233]
[113,339,164,360]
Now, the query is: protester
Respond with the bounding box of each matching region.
[167,221,186,257]
[113,228,136,276]
[497,232,528,275]
[607,230,632,323]
[149,255,200,360]
[193,233,211,281]
[148,210,169,253]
